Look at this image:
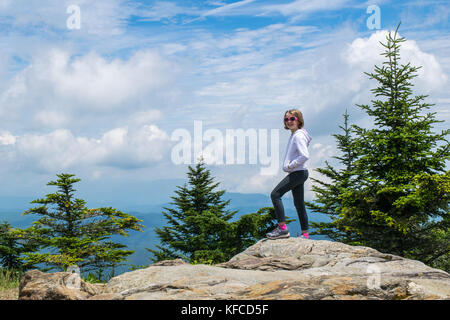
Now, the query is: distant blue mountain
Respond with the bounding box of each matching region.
[0,196,37,211]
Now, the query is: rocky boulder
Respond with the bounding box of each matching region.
[19,238,450,300]
[19,269,104,300]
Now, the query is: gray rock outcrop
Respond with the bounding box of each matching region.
[19,238,450,300]
[19,269,104,300]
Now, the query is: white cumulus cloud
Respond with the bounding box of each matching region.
[0,48,181,130]
[4,125,171,173]
[344,30,448,94]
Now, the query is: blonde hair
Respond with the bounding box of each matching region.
[283,109,304,130]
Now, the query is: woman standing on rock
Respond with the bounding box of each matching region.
[266,108,312,240]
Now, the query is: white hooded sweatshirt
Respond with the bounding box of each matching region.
[282,128,312,173]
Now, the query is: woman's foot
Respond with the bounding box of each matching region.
[266,225,290,239]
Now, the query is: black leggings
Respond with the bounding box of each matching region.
[270,170,309,231]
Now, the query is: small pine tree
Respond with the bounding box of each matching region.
[148,158,279,264]
[148,158,238,264]
[20,173,144,275]
[306,110,359,243]
[0,221,39,270]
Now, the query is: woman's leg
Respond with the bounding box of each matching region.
[271,170,308,224]
[270,175,292,224]
[291,170,309,233]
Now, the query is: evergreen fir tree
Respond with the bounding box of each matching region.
[308,24,449,271]
[148,158,238,264]
[148,157,280,264]
[306,110,359,243]
[0,221,39,270]
[20,173,144,276]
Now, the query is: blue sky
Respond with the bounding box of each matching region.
[0,0,448,207]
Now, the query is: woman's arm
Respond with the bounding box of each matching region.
[287,133,309,170]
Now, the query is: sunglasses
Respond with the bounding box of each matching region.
[284,116,297,122]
